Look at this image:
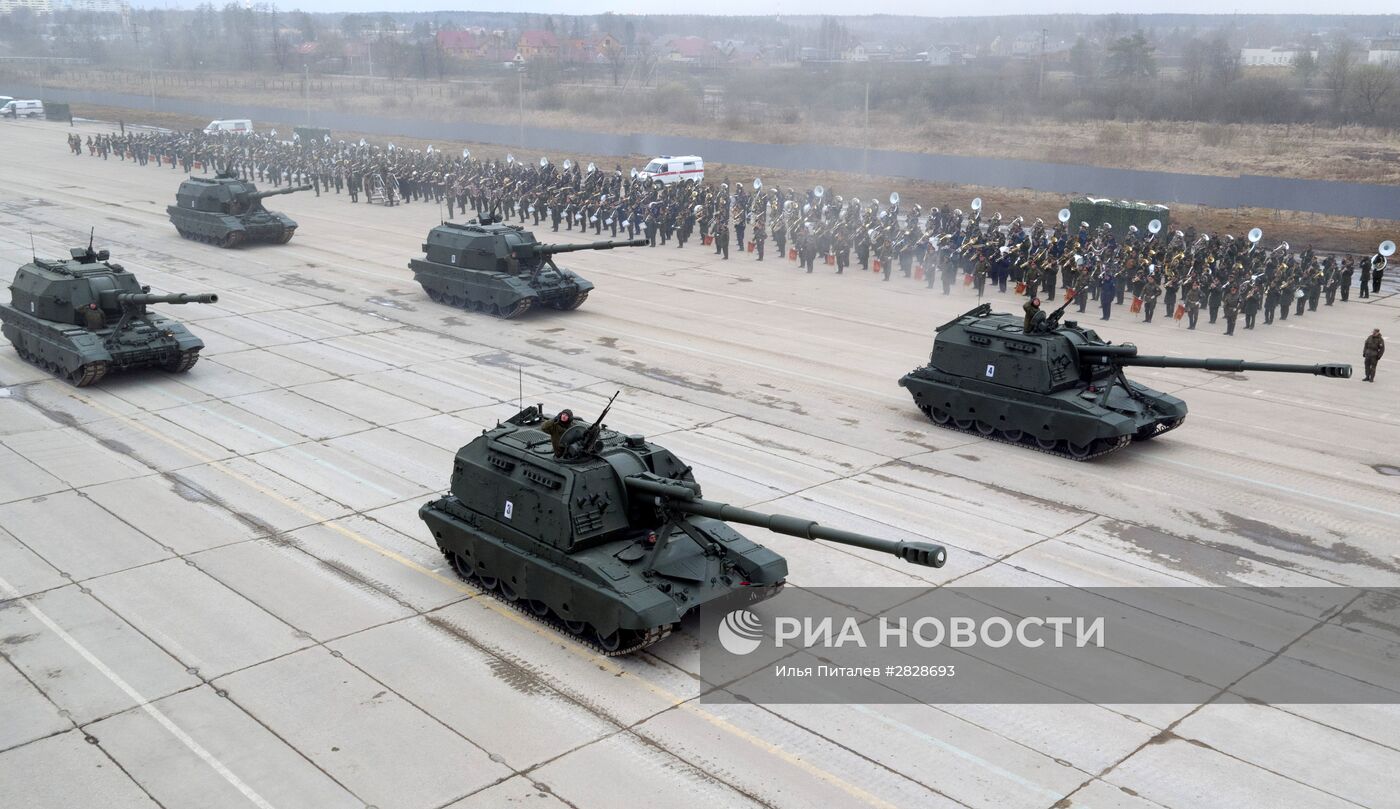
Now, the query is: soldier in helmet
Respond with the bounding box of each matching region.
[1022,297,1041,333]
[541,409,575,456]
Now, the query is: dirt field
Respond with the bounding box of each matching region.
[14,65,1400,186]
[65,103,1400,256]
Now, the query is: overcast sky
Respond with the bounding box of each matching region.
[133,2,1400,16]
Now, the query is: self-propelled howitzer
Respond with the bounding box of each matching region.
[899,303,1351,460]
[420,403,946,655]
[409,215,648,318]
[2,244,219,386]
[168,172,313,247]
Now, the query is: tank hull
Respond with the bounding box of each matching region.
[167,207,298,248]
[421,496,784,654]
[900,367,1186,460]
[409,258,594,318]
[1,305,204,386]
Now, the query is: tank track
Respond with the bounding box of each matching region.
[175,227,245,249]
[1133,417,1185,441]
[919,404,1132,461]
[13,343,107,386]
[549,290,589,311]
[163,348,201,374]
[424,288,534,319]
[439,549,673,656]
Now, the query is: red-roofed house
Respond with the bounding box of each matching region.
[517,30,560,61]
[665,36,721,66]
[437,30,482,57]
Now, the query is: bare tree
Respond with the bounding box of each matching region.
[1349,64,1397,123]
[1323,35,1356,113]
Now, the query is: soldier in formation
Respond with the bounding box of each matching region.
[71,128,1385,342]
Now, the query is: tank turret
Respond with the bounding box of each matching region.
[420,397,947,655]
[2,243,218,386]
[408,216,648,318]
[899,303,1351,460]
[167,172,311,248]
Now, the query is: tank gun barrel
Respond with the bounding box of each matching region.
[1077,345,1350,377]
[249,185,313,200]
[522,238,649,256]
[116,292,220,306]
[625,476,947,568]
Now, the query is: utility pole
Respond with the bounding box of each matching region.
[863,81,870,178]
[1038,28,1047,99]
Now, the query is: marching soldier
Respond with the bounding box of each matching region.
[1223,287,1240,336]
[1185,282,1202,330]
[1363,328,1385,382]
[1141,275,1160,323]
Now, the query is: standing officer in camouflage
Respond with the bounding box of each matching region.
[1363,328,1385,382]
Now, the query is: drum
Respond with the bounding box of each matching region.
[1130,297,1143,314]
[788,248,798,261]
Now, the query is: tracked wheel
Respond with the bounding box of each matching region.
[550,291,589,311]
[497,299,533,319]
[162,349,201,374]
[67,362,108,387]
[436,545,673,656]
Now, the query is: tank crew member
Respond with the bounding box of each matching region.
[1363,329,1385,382]
[1022,297,1041,333]
[541,409,575,456]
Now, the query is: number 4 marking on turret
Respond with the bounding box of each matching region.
[503,500,514,519]
[986,364,995,378]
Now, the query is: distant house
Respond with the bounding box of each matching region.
[559,34,620,64]
[1369,38,1400,65]
[517,30,560,61]
[843,43,894,63]
[437,30,484,58]
[1239,47,1315,67]
[665,36,721,65]
[923,44,965,66]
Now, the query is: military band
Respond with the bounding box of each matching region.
[71,127,1393,339]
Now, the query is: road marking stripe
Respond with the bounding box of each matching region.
[0,572,278,809]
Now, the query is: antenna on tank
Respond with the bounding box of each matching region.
[30,230,36,263]
[88,227,94,254]
[518,366,523,412]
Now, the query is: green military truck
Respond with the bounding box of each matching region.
[1068,197,1170,233]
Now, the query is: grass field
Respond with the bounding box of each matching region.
[17,66,1400,187]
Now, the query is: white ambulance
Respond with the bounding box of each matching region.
[636,155,704,185]
[203,118,253,134]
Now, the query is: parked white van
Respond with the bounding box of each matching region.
[2,100,44,119]
[203,119,253,134]
[636,155,704,185]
